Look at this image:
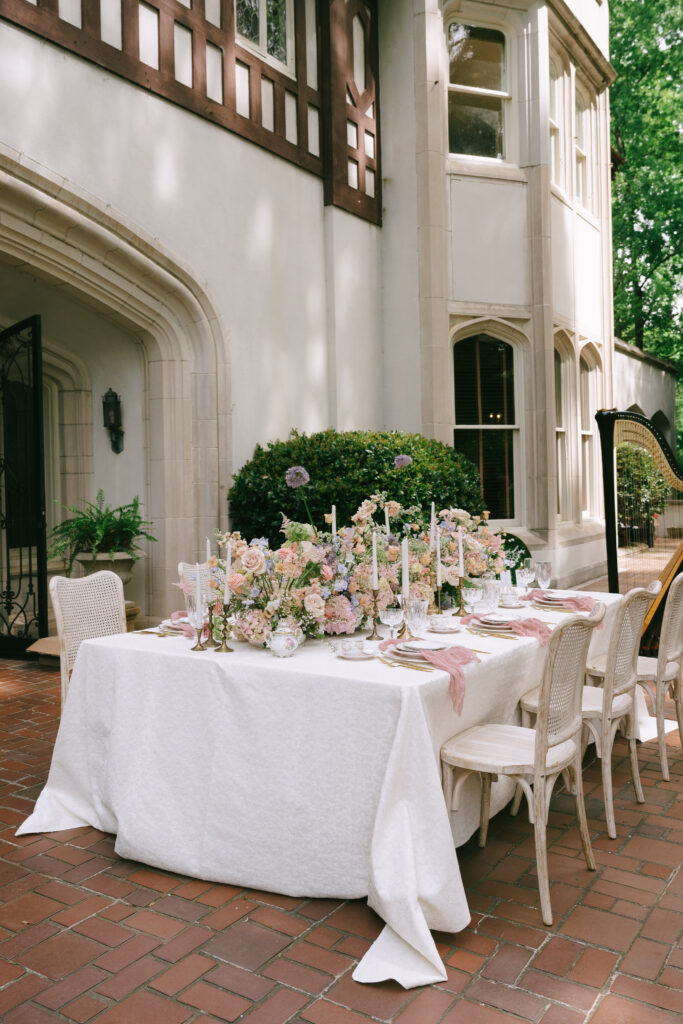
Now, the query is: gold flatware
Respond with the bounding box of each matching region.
[378,655,434,673]
[467,628,518,641]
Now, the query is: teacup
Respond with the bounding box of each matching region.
[341,638,365,657]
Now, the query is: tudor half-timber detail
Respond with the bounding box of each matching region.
[0,0,381,224]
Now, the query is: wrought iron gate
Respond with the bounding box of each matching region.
[0,316,47,654]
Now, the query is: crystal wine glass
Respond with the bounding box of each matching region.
[379,605,403,639]
[517,558,535,593]
[462,581,483,615]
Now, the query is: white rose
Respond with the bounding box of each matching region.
[445,565,461,587]
[241,547,267,575]
[304,592,326,619]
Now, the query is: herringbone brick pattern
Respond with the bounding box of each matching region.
[0,659,681,1023]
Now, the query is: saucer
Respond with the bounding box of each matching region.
[336,650,374,661]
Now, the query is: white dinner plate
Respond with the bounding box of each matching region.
[398,639,448,653]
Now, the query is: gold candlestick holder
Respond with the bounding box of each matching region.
[455,577,468,617]
[205,603,220,649]
[367,589,381,641]
[216,601,234,653]
[190,624,207,651]
[436,586,442,613]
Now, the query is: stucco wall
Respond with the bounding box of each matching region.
[613,342,678,451]
[0,20,383,474]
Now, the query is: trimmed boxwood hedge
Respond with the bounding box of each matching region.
[228,429,484,546]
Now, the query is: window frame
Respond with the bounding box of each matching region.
[578,348,601,519]
[549,54,567,192]
[445,19,512,163]
[573,80,596,214]
[452,332,521,526]
[235,0,296,78]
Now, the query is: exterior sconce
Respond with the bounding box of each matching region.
[102,388,124,454]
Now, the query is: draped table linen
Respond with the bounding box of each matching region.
[18,592,622,987]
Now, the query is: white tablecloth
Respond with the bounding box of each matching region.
[18,593,622,987]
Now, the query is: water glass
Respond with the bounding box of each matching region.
[404,598,428,636]
[536,561,552,590]
[184,589,205,631]
[379,605,403,639]
[462,581,483,615]
[480,578,500,613]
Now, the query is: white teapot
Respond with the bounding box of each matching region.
[267,624,300,658]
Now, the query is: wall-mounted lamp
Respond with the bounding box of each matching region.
[102,388,124,454]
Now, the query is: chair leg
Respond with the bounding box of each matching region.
[600,726,617,840]
[442,762,455,812]
[510,784,523,817]
[479,773,492,848]
[673,674,683,750]
[655,680,670,782]
[627,711,644,803]
[533,783,552,926]
[572,752,596,871]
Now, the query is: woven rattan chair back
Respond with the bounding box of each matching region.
[50,571,126,707]
[178,562,211,594]
[658,573,683,677]
[604,583,660,701]
[534,605,605,772]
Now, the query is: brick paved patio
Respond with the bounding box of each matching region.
[0,659,681,1024]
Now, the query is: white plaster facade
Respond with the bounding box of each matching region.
[0,1,673,622]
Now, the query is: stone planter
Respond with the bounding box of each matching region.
[74,551,137,587]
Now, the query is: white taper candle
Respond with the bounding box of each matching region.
[458,526,464,578]
[331,504,337,537]
[436,527,442,588]
[401,538,410,602]
[371,531,379,590]
[206,536,211,562]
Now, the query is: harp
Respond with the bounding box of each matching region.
[596,409,683,650]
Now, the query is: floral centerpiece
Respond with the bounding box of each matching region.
[209,464,509,646]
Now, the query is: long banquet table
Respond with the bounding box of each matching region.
[18,593,622,988]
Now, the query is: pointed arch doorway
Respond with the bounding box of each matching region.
[0,315,48,653]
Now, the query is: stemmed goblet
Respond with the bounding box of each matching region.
[536,561,552,590]
[379,605,404,640]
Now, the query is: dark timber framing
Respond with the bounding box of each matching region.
[0,0,381,224]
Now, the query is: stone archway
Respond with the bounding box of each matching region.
[0,150,231,617]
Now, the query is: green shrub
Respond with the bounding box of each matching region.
[228,429,484,545]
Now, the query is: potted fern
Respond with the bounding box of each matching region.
[48,489,157,585]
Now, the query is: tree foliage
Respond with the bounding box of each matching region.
[610,0,683,351]
[610,0,683,454]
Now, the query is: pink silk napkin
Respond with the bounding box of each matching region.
[462,614,552,646]
[170,610,209,639]
[522,589,597,613]
[379,637,480,714]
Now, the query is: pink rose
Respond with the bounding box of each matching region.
[321,564,334,581]
[228,572,246,593]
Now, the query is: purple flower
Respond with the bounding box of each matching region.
[285,465,310,488]
[394,454,412,469]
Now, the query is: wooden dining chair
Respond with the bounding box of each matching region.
[585,575,682,782]
[520,583,659,839]
[50,571,127,708]
[441,605,605,926]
